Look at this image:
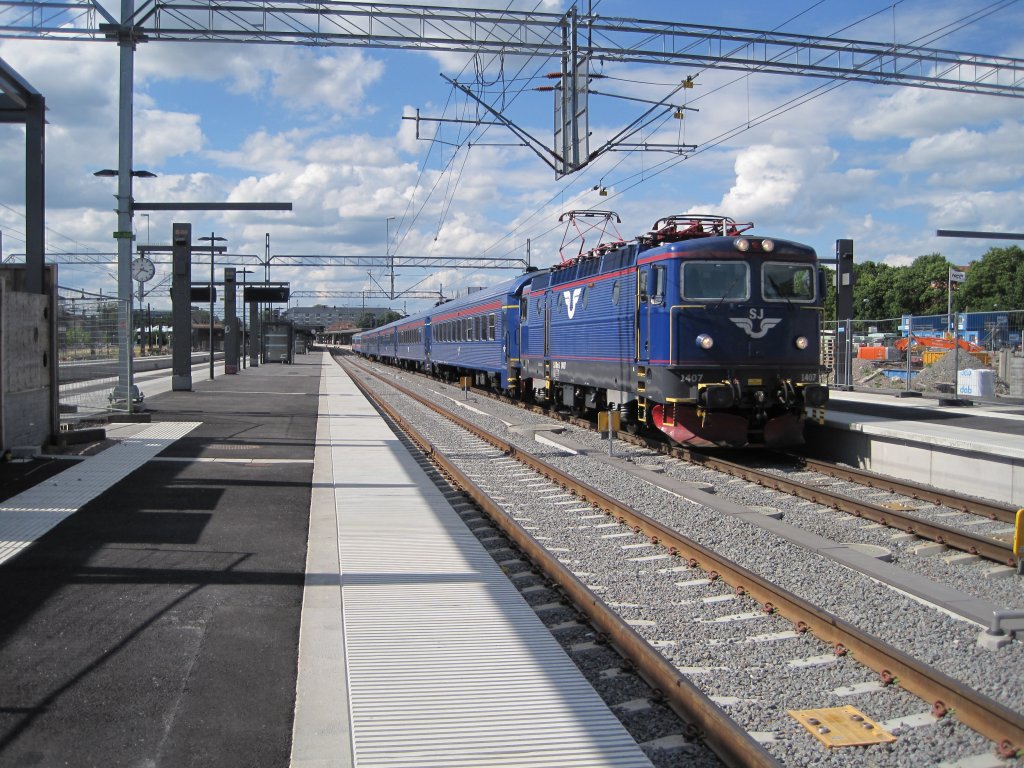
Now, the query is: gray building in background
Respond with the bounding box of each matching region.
[284,305,392,330]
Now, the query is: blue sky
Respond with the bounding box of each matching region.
[1,0,1022,315]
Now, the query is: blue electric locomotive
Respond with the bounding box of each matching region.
[353,213,828,448]
[519,214,828,446]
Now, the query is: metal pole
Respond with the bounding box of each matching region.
[116,0,136,412]
[954,311,961,398]
[386,216,395,300]
[905,314,913,392]
[239,269,250,369]
[844,318,853,389]
[947,266,953,337]
[210,232,215,380]
[137,278,143,355]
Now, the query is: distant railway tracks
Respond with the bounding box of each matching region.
[339,354,1024,763]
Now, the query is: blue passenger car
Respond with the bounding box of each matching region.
[427,273,534,390]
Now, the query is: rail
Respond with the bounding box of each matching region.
[672,448,1016,567]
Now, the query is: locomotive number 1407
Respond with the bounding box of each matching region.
[680,373,704,384]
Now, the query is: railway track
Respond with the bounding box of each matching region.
[361,353,1018,568]
[784,456,1018,524]
[340,354,1024,764]
[668,448,1018,567]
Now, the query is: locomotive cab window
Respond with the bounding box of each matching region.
[682,261,749,301]
[650,265,666,305]
[763,262,815,302]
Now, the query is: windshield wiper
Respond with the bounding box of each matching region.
[767,275,794,308]
[714,274,745,308]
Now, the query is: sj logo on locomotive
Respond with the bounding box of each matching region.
[730,310,781,339]
[563,288,582,319]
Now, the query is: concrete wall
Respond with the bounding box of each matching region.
[1,271,56,451]
[805,421,1023,507]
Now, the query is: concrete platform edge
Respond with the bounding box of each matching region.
[290,354,354,768]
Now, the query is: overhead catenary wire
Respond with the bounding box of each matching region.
[469,0,1018,267]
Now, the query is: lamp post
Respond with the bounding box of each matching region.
[93,167,156,412]
[198,233,227,380]
[237,268,253,369]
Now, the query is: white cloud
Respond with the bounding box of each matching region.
[848,88,1018,141]
[716,143,876,225]
[895,122,1024,187]
[136,110,204,166]
[136,44,385,117]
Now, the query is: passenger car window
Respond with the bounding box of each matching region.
[611,281,620,305]
[681,261,749,301]
[763,262,815,302]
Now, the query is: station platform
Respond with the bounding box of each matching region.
[810,389,1024,506]
[0,352,652,767]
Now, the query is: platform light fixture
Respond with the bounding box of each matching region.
[93,168,157,178]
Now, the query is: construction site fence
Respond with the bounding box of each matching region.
[821,310,1024,404]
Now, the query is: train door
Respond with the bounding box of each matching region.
[542,292,552,386]
[635,266,653,424]
[636,266,651,364]
[519,295,528,366]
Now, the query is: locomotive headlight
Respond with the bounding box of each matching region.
[733,238,750,252]
[761,239,775,252]
[794,336,809,350]
[696,333,714,350]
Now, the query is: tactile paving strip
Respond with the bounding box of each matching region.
[0,422,200,565]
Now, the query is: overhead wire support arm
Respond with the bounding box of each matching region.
[442,73,563,172]
[608,142,696,154]
[588,75,698,163]
[401,108,522,148]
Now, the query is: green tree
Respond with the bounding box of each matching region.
[853,261,899,320]
[891,253,951,316]
[357,312,376,329]
[820,265,836,321]
[379,310,404,325]
[956,245,1024,312]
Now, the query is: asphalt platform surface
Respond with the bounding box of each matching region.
[0,356,321,767]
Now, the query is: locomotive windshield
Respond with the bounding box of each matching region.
[763,262,815,302]
[681,261,749,301]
